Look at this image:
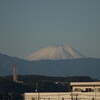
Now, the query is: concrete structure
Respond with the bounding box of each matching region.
[24,82,100,100]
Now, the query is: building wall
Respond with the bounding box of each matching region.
[24,92,71,100]
[24,92,100,100]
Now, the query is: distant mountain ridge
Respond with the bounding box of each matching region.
[0,53,100,79]
[26,45,84,61]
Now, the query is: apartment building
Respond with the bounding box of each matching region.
[24,82,100,100]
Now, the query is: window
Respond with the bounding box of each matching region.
[98,88,100,92]
[74,88,81,92]
[32,98,35,100]
[86,88,93,92]
[95,88,100,92]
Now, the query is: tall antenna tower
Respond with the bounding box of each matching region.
[13,64,18,82]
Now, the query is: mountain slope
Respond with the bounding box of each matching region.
[0,53,100,79]
[0,53,28,76]
[26,45,84,61]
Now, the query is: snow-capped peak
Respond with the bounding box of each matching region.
[26,45,84,61]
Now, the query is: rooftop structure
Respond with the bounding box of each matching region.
[70,82,100,92]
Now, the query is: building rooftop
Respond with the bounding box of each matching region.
[70,82,100,86]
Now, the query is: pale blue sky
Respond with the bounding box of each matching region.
[0,0,100,59]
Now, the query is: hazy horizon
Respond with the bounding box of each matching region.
[0,0,100,59]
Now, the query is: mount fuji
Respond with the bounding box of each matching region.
[26,45,84,61]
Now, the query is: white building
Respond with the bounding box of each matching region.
[70,82,100,92]
[24,82,100,100]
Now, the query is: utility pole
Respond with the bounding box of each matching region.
[70,92,73,100]
[38,92,40,100]
[35,82,40,100]
[75,94,78,100]
[70,86,73,100]
[9,93,13,100]
[35,82,38,92]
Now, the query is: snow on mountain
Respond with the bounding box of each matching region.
[26,45,84,61]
